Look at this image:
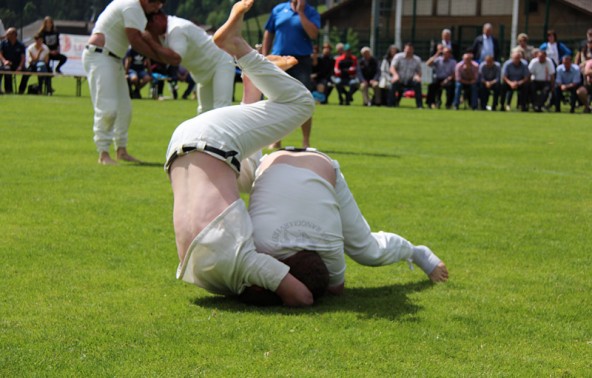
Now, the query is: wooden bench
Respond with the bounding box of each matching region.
[1,70,86,96]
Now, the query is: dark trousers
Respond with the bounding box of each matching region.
[426,78,454,108]
[19,63,52,94]
[49,52,68,72]
[478,82,500,110]
[500,83,528,110]
[335,77,359,105]
[393,80,423,108]
[530,81,552,110]
[554,86,578,112]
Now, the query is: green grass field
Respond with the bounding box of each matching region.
[1,76,591,376]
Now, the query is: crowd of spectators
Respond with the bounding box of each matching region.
[311,24,592,114]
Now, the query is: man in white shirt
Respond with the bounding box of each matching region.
[20,33,51,94]
[82,0,181,165]
[528,50,555,112]
[145,11,235,114]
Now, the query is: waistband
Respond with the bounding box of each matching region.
[165,141,241,173]
[85,45,121,60]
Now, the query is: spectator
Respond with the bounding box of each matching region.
[0,18,5,40]
[500,51,530,112]
[263,0,320,148]
[575,38,592,70]
[177,65,196,100]
[357,46,380,106]
[38,16,67,74]
[0,27,26,94]
[478,55,501,111]
[20,33,52,95]
[333,43,359,106]
[512,33,535,62]
[528,49,555,112]
[432,28,460,61]
[426,44,456,109]
[150,61,178,99]
[554,55,584,113]
[124,48,152,99]
[82,0,180,165]
[580,59,592,113]
[145,11,235,114]
[472,23,500,63]
[334,42,344,58]
[378,45,398,107]
[539,29,571,67]
[390,42,423,109]
[311,42,335,104]
[453,52,479,110]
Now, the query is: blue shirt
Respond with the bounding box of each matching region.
[0,39,26,66]
[555,64,581,85]
[502,60,529,81]
[265,2,321,56]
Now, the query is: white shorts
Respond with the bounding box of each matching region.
[176,200,290,295]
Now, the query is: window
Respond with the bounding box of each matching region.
[403,0,433,16]
[450,0,477,16]
[481,0,513,15]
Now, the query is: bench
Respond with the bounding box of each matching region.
[0,70,86,96]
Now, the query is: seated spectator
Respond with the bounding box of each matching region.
[124,48,152,99]
[378,45,398,106]
[453,52,478,110]
[554,55,585,113]
[333,43,359,106]
[426,45,456,109]
[20,33,52,95]
[528,49,555,112]
[151,62,178,100]
[390,42,423,108]
[177,65,196,100]
[512,33,535,62]
[311,42,335,104]
[580,59,592,113]
[478,55,501,110]
[539,30,571,67]
[38,16,67,74]
[575,38,592,71]
[357,46,380,106]
[0,27,26,94]
[501,51,530,112]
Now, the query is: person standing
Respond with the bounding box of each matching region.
[471,23,500,63]
[82,0,181,165]
[38,16,68,74]
[263,0,320,148]
[145,10,235,114]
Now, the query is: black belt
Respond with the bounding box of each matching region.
[169,144,241,172]
[85,45,121,60]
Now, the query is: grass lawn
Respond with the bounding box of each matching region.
[1,76,591,376]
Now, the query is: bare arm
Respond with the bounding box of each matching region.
[262,30,273,56]
[126,28,180,65]
[296,0,319,40]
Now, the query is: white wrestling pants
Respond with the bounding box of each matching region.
[82,49,132,153]
[165,50,315,172]
[193,58,235,114]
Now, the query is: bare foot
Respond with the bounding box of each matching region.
[428,262,449,283]
[268,141,282,149]
[213,0,254,58]
[266,55,299,71]
[116,148,141,163]
[99,152,117,165]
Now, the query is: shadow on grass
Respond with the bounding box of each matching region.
[191,280,432,321]
[321,149,401,159]
[119,161,164,167]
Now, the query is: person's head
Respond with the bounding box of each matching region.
[343,43,352,56]
[511,50,523,64]
[483,23,493,37]
[517,33,528,46]
[538,49,547,63]
[360,46,372,60]
[140,0,165,15]
[42,16,55,32]
[146,9,168,36]
[237,250,329,306]
[335,42,344,55]
[587,39,592,51]
[442,46,452,60]
[587,28,592,40]
[562,55,572,69]
[386,44,398,59]
[290,0,299,12]
[33,33,43,46]
[403,42,414,56]
[5,27,17,43]
[462,52,473,64]
[484,55,494,66]
[547,29,557,43]
[442,28,451,41]
[322,43,332,56]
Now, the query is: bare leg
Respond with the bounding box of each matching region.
[301,118,312,148]
[213,0,255,59]
[98,151,117,165]
[241,55,299,104]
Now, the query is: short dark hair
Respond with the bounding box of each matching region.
[238,250,329,306]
